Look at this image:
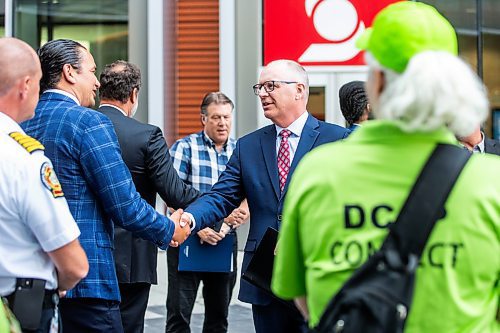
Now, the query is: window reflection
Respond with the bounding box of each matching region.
[13,0,128,107]
[308,87,326,121]
[419,0,499,136]
[0,0,5,36]
[482,0,500,111]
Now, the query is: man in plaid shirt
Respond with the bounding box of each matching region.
[167,92,249,333]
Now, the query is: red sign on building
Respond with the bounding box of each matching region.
[263,0,400,66]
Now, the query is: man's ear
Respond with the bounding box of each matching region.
[201,114,207,126]
[130,88,138,104]
[296,83,305,99]
[375,70,385,95]
[61,64,77,84]
[18,76,30,100]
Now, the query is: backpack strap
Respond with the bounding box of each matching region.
[388,144,471,260]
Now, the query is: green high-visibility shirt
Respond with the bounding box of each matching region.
[0,304,8,333]
[272,121,500,332]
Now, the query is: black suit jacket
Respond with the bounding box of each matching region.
[100,106,200,284]
[485,137,500,155]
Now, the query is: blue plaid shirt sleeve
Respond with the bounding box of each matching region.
[170,138,191,182]
[79,115,174,248]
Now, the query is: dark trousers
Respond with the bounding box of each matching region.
[252,299,308,333]
[119,282,151,333]
[59,297,123,333]
[165,239,237,333]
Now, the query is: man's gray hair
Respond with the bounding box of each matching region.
[200,92,234,116]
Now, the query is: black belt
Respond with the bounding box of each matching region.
[7,289,58,309]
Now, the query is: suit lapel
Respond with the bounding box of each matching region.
[261,125,280,199]
[283,115,320,194]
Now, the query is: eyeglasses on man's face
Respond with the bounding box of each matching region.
[252,80,298,95]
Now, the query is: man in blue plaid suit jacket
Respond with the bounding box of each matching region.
[21,39,190,333]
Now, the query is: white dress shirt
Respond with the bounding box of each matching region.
[275,111,309,163]
[44,89,81,105]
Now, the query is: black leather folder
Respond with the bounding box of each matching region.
[242,227,279,293]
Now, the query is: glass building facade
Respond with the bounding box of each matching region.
[1,0,160,125]
[16,1,127,59]
[11,0,128,106]
[0,0,5,36]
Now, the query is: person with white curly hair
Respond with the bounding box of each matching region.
[272,2,500,332]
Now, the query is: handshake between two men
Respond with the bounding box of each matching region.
[169,205,250,247]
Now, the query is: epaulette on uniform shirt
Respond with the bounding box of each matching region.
[8,132,45,153]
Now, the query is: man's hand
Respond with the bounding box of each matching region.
[179,212,192,228]
[197,227,225,246]
[224,206,249,227]
[170,209,191,247]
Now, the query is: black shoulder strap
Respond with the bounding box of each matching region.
[389,144,471,259]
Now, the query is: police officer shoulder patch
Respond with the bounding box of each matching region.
[40,162,65,198]
[9,132,45,154]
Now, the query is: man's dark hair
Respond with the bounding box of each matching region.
[38,39,85,93]
[99,60,141,103]
[339,81,368,126]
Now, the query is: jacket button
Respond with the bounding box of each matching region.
[277,214,282,221]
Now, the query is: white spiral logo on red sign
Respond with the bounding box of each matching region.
[300,0,365,63]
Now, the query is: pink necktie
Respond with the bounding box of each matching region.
[277,129,291,192]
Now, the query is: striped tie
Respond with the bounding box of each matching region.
[277,129,291,192]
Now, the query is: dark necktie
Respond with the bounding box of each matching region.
[277,129,291,192]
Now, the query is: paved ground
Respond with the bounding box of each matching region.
[144,250,255,333]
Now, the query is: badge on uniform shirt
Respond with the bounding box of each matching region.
[40,162,64,198]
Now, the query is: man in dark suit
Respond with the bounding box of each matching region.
[459,126,500,155]
[98,60,200,333]
[181,60,349,333]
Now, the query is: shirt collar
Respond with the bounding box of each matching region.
[0,111,23,134]
[201,131,230,151]
[100,104,128,117]
[475,132,485,153]
[275,111,309,137]
[44,89,81,105]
